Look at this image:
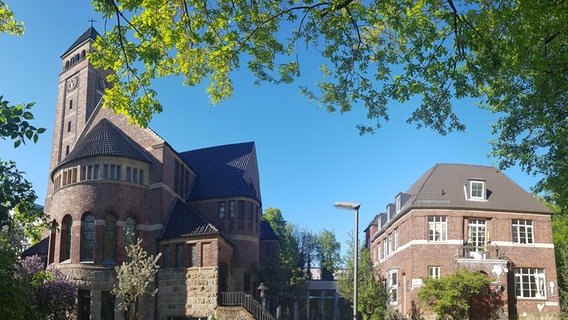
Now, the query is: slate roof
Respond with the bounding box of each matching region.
[161,199,234,246]
[179,142,261,202]
[260,221,279,242]
[403,163,550,214]
[21,236,49,257]
[61,27,100,58]
[54,118,152,175]
[373,163,550,239]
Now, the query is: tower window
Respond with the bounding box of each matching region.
[218,201,225,219]
[65,145,70,155]
[103,215,117,262]
[229,200,235,219]
[60,215,72,262]
[125,217,137,245]
[69,100,73,110]
[81,214,95,262]
[67,121,71,132]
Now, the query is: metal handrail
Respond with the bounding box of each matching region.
[219,292,275,320]
[458,245,506,260]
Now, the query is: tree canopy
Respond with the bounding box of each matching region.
[89,0,568,210]
[260,208,307,317]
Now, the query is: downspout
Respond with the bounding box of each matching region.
[403,272,407,316]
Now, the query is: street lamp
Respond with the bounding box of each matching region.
[258,282,268,310]
[335,201,361,320]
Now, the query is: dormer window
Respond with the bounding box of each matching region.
[395,195,401,213]
[469,180,485,200]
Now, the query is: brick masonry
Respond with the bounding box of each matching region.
[43,28,273,320]
[370,208,560,319]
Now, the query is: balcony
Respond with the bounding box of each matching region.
[457,245,507,261]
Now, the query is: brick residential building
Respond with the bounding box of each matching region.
[32,27,278,320]
[366,163,560,319]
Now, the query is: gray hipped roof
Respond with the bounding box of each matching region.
[373,164,550,240]
[161,199,235,247]
[403,163,549,214]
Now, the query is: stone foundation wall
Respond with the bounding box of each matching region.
[157,266,219,320]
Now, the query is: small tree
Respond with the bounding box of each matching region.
[338,239,387,320]
[113,238,161,320]
[418,268,499,320]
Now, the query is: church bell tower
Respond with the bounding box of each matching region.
[48,27,110,178]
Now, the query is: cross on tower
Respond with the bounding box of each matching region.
[88,19,96,28]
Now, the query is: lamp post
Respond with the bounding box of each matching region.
[258,282,268,310]
[335,201,361,320]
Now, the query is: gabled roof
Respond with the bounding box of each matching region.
[61,27,100,58]
[260,221,279,242]
[160,199,234,246]
[403,163,549,214]
[54,118,152,174]
[179,142,261,202]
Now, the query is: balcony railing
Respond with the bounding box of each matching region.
[219,292,274,320]
[457,245,506,260]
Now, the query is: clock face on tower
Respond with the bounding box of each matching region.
[67,77,77,90]
[98,78,106,90]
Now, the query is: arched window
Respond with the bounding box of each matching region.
[81,214,95,262]
[103,215,116,262]
[125,217,137,245]
[60,215,72,261]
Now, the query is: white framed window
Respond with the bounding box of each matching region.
[469,181,485,200]
[395,195,401,212]
[428,216,447,242]
[515,268,546,299]
[394,228,399,251]
[468,218,486,252]
[428,266,440,279]
[512,219,534,244]
[376,242,381,261]
[383,240,387,258]
[387,269,398,305]
[387,234,392,256]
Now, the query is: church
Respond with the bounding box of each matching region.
[34,27,277,320]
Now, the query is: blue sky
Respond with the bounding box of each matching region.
[0,1,541,258]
